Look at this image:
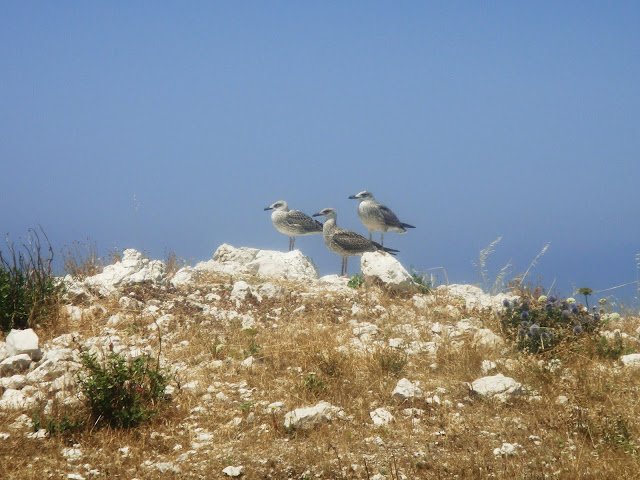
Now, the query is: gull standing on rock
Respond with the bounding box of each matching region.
[313,207,398,276]
[348,191,415,247]
[264,200,323,251]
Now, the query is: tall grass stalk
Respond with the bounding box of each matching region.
[476,236,502,292]
[517,241,550,287]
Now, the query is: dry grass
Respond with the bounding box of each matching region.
[1,273,640,479]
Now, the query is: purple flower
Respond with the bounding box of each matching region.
[521,311,530,319]
[562,310,571,319]
[593,314,600,321]
[503,299,511,308]
[548,295,557,303]
[573,325,583,334]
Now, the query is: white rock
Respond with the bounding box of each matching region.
[0,374,27,390]
[493,442,523,456]
[0,388,38,410]
[556,395,569,405]
[222,465,245,477]
[170,266,197,287]
[470,374,522,402]
[81,249,166,295]
[62,446,83,461]
[264,401,286,414]
[283,401,344,430]
[151,462,180,473]
[256,282,285,299]
[620,353,640,367]
[230,281,253,304]
[67,474,86,480]
[361,252,416,293]
[370,408,394,426]
[352,322,379,337]
[0,353,33,375]
[317,274,351,292]
[0,342,6,362]
[473,329,505,348]
[392,378,423,402]
[66,305,84,321]
[481,360,497,374]
[241,356,255,368]
[196,244,318,281]
[437,284,518,311]
[5,329,42,361]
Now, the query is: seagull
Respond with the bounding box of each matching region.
[348,191,415,247]
[264,200,323,251]
[312,207,398,276]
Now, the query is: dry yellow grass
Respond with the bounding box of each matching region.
[1,273,639,479]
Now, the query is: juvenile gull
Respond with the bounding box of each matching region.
[264,200,323,251]
[312,207,398,276]
[348,191,415,247]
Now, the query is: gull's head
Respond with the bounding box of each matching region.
[348,190,374,201]
[312,207,337,220]
[264,200,289,212]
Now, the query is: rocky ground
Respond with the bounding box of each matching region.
[1,245,639,479]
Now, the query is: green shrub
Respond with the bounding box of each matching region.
[0,228,63,332]
[77,351,169,429]
[501,294,602,354]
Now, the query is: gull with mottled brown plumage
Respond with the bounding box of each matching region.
[312,207,398,276]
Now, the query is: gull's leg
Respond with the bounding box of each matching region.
[344,257,349,277]
[368,232,372,241]
[381,233,384,248]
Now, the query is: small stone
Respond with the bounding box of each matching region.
[392,378,423,402]
[620,353,640,367]
[5,329,42,361]
[283,401,344,430]
[222,465,245,477]
[370,408,394,426]
[470,374,522,402]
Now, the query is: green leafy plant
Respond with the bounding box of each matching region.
[0,227,63,332]
[77,351,169,429]
[347,273,364,289]
[410,267,432,294]
[32,408,85,438]
[303,373,328,396]
[244,328,260,357]
[592,332,635,360]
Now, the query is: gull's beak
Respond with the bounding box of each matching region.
[264,206,273,211]
[348,195,358,199]
[312,212,322,217]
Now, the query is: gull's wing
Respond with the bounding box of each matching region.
[285,210,323,232]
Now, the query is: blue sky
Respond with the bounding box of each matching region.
[1,2,639,306]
